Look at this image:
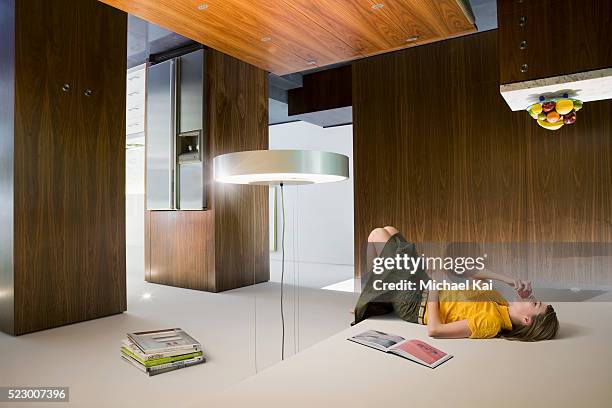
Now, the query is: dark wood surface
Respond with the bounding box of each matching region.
[353,30,612,285]
[146,49,269,292]
[2,0,127,335]
[148,211,215,290]
[99,0,474,75]
[208,50,270,291]
[498,0,612,84]
[526,99,612,284]
[288,65,352,116]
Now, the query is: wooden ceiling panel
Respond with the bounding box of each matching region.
[212,0,357,68]
[367,0,475,44]
[285,0,410,56]
[102,0,312,73]
[99,0,476,75]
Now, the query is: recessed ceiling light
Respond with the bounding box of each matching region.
[371,3,384,10]
[306,59,317,65]
[197,3,208,10]
[261,36,271,42]
[406,36,419,42]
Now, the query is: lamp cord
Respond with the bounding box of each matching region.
[280,182,285,361]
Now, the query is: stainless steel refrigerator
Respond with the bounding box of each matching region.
[146,48,207,210]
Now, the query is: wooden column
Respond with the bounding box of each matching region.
[0,0,127,335]
[145,50,269,292]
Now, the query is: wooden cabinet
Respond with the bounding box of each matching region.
[145,50,269,293]
[0,0,127,335]
[498,0,612,84]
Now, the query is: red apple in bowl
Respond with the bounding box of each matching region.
[542,101,556,113]
[563,111,576,124]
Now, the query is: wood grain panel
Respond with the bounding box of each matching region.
[8,0,127,335]
[99,0,475,75]
[353,31,526,280]
[148,211,215,290]
[288,65,352,116]
[100,0,320,74]
[146,49,269,292]
[365,0,476,45]
[498,0,612,84]
[208,50,270,291]
[526,99,612,285]
[353,29,612,285]
[144,210,151,282]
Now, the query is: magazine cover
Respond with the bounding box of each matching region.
[127,328,200,353]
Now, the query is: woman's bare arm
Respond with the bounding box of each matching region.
[426,290,471,339]
[471,269,513,285]
[471,269,532,296]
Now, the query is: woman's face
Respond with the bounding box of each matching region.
[510,300,548,324]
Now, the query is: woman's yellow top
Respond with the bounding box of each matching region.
[424,289,513,339]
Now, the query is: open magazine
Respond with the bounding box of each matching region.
[348,330,452,368]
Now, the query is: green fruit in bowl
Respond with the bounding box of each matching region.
[573,100,583,111]
[538,112,547,121]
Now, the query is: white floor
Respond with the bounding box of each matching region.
[0,246,359,408]
[269,258,355,289]
[2,245,611,408]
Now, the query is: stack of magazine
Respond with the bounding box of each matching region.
[121,328,205,376]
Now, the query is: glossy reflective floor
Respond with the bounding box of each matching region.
[0,245,359,407]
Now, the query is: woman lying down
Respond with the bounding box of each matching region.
[353,226,559,342]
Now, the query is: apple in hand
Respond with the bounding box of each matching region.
[513,279,533,299]
[517,287,532,299]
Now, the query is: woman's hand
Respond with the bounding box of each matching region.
[511,279,532,299]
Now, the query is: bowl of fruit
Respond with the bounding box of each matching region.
[526,94,582,130]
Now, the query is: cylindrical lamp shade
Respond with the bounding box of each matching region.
[213,150,349,185]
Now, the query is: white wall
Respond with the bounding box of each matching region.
[269,121,354,287]
[125,119,355,287]
[126,145,145,248]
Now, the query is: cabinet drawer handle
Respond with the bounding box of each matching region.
[62,83,70,92]
[520,64,528,73]
[519,16,526,27]
[84,89,93,97]
[520,40,528,50]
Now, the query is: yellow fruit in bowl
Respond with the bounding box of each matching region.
[530,103,543,114]
[537,118,564,130]
[555,99,574,115]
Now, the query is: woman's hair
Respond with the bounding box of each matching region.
[501,305,559,342]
